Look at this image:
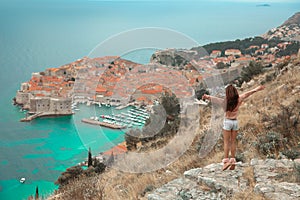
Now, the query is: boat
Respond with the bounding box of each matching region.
[103,119,110,123]
[20,177,26,183]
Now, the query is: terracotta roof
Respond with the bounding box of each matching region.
[103,143,127,155]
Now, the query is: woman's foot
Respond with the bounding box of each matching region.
[229,158,236,170]
[222,158,231,171]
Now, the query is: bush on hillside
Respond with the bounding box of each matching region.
[240,61,263,83]
[254,132,287,158]
[56,176,104,200]
[194,82,209,100]
[55,166,83,187]
[282,149,300,160]
[276,42,300,57]
[55,158,106,188]
[125,92,181,151]
[270,104,300,138]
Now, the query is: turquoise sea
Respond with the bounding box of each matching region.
[0,0,299,199]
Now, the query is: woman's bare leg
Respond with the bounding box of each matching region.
[230,130,238,158]
[223,130,231,158]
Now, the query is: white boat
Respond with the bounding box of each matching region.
[20,178,26,183]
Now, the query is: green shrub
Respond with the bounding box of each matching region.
[265,73,274,82]
[255,132,286,157]
[240,61,263,83]
[283,149,300,160]
[141,185,155,196]
[125,92,181,151]
[55,166,83,187]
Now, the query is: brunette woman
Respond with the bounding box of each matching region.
[202,84,265,170]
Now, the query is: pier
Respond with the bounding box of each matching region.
[81,118,126,129]
[20,112,73,122]
[20,112,42,122]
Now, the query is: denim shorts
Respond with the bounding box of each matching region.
[223,118,238,131]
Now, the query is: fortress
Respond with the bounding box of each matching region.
[16,87,72,120]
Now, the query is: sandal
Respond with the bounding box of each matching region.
[222,158,231,171]
[229,158,236,170]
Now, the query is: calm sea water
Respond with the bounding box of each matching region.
[0,0,299,199]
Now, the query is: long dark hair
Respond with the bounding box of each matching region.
[225,85,239,112]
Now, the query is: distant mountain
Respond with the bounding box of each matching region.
[262,12,300,41]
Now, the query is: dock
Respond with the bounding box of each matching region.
[115,105,129,110]
[20,112,42,122]
[115,103,135,110]
[20,112,73,122]
[81,118,126,129]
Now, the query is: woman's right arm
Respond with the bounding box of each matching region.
[202,94,224,105]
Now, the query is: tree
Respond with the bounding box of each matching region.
[124,92,181,151]
[276,42,300,57]
[35,186,39,200]
[216,62,226,69]
[93,158,106,173]
[241,61,263,83]
[160,92,180,117]
[195,84,209,100]
[55,166,83,187]
[125,129,140,151]
[88,147,92,167]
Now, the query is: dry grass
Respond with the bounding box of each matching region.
[100,133,221,199]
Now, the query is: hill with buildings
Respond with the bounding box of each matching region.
[262,12,300,41]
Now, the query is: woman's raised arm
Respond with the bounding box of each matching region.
[240,85,265,101]
[202,94,224,106]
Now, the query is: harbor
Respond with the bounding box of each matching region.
[81,107,150,129]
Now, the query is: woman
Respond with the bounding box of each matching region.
[202,84,265,170]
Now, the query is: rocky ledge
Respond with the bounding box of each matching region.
[148,159,300,200]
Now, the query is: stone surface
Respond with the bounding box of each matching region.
[148,159,300,200]
[252,159,300,200]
